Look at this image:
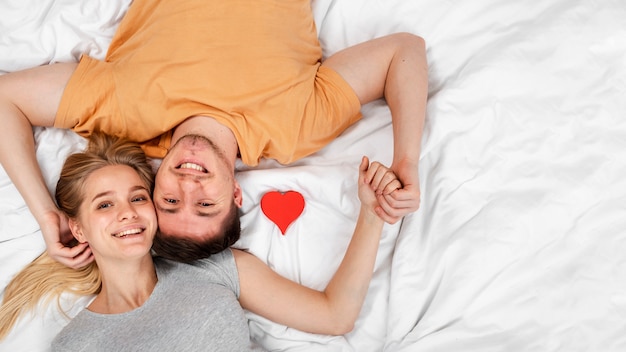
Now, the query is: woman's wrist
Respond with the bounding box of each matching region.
[360,206,384,227]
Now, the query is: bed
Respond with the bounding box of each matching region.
[2,0,626,351]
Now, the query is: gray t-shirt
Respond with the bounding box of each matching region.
[51,250,265,352]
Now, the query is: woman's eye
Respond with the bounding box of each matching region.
[132,196,148,202]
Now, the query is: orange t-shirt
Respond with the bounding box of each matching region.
[55,0,361,166]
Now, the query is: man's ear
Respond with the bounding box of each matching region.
[233,180,243,208]
[68,218,87,244]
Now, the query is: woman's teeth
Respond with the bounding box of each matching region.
[113,228,142,238]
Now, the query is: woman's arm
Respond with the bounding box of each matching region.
[234,156,399,335]
[0,63,92,268]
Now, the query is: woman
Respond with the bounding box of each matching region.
[0,134,399,350]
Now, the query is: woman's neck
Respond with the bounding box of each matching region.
[89,255,158,314]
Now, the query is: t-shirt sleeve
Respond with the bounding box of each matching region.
[193,249,240,298]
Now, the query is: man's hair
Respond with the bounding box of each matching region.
[152,203,241,263]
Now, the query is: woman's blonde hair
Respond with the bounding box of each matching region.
[0,133,154,340]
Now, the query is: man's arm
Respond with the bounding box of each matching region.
[0,63,92,268]
[322,33,428,223]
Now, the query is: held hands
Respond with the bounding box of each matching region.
[359,156,402,222]
[360,157,420,224]
[387,158,421,221]
[40,209,93,269]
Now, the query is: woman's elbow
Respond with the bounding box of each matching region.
[332,321,356,336]
[321,316,356,336]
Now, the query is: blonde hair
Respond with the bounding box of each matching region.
[0,133,154,340]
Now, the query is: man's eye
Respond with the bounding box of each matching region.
[165,198,177,204]
[199,202,213,207]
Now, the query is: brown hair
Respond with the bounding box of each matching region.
[0,133,154,340]
[152,202,241,263]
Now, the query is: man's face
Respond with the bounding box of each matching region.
[153,135,242,241]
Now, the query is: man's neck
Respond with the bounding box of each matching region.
[172,115,239,165]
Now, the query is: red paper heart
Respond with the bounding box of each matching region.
[260,191,305,235]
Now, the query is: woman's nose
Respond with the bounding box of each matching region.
[118,202,139,221]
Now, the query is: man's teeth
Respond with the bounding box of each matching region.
[179,162,206,172]
[113,228,142,238]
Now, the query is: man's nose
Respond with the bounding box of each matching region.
[179,176,200,193]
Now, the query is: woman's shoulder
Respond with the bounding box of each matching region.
[51,307,111,351]
[154,248,235,270]
[154,249,239,295]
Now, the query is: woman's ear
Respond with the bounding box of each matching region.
[68,218,87,243]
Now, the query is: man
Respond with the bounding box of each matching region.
[0,0,427,267]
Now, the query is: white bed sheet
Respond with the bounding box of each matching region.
[2,0,626,351]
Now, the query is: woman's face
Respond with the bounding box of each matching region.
[70,164,157,261]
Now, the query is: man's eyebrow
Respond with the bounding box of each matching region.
[196,210,219,218]
[155,204,219,218]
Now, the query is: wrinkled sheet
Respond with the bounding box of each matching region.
[2,0,626,351]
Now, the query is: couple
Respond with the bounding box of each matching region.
[1,133,400,350]
[0,0,427,268]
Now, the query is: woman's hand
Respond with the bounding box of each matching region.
[359,156,403,223]
[40,209,93,269]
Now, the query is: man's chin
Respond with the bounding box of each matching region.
[159,134,210,168]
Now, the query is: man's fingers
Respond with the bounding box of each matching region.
[71,246,94,268]
[51,242,93,269]
[377,190,420,218]
[64,242,89,256]
[374,205,401,224]
[377,193,404,219]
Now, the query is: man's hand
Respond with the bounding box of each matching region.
[40,209,93,269]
